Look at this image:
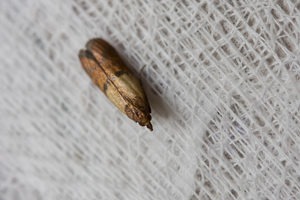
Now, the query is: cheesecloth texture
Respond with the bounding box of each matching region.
[0,0,300,199]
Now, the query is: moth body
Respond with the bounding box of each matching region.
[79,38,152,131]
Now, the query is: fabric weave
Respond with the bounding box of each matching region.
[0,0,299,199]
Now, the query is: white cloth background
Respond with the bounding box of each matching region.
[0,0,299,199]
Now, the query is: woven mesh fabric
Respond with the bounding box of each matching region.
[1,0,300,199]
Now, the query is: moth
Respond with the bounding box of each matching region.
[79,38,153,131]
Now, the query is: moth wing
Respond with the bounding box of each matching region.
[87,39,151,113]
[78,50,107,92]
[83,38,152,130]
[114,72,150,113]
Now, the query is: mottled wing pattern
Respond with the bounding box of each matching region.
[79,38,152,131]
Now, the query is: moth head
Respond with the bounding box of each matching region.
[125,104,153,131]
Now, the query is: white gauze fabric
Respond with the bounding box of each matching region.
[0,0,300,199]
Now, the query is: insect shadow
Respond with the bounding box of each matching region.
[135,66,173,121]
[144,82,172,120]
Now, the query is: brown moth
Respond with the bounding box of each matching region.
[79,38,153,131]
